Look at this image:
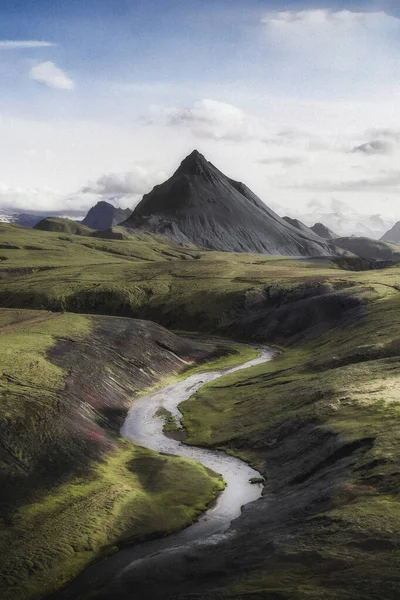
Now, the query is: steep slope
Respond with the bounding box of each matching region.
[381,221,400,244]
[283,216,321,238]
[123,150,334,257]
[34,217,93,236]
[311,221,338,239]
[334,236,400,261]
[82,201,131,230]
[0,310,229,600]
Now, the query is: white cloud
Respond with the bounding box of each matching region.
[0,40,54,50]
[258,156,306,167]
[262,10,399,27]
[29,61,74,90]
[289,171,400,193]
[168,99,259,142]
[83,166,166,195]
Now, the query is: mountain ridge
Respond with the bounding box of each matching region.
[381,221,400,244]
[123,150,334,257]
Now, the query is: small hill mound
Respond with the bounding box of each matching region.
[123,150,333,257]
[82,201,131,230]
[381,222,400,244]
[311,222,338,239]
[34,217,93,236]
[334,236,400,261]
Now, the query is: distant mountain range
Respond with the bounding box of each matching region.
[0,200,131,231]
[2,155,399,260]
[122,150,333,257]
[0,211,44,228]
[290,209,392,240]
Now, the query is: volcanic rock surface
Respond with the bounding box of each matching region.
[381,221,400,244]
[123,151,334,257]
[311,221,338,239]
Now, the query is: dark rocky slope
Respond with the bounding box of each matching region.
[82,201,131,230]
[381,221,400,244]
[0,315,214,516]
[311,221,338,239]
[283,216,319,238]
[123,151,334,257]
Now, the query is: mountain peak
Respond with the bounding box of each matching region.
[175,150,211,176]
[123,152,333,257]
[82,201,131,230]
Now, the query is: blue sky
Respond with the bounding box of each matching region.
[1,1,400,234]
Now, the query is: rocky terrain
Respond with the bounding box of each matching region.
[381,221,400,244]
[311,221,338,239]
[122,151,334,257]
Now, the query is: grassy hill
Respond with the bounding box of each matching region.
[33,217,139,241]
[0,223,391,331]
[333,236,400,261]
[33,217,94,236]
[175,280,400,600]
[1,223,400,600]
[0,309,247,600]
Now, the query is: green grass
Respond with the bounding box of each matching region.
[2,225,400,599]
[34,217,94,236]
[2,444,224,600]
[174,341,260,380]
[179,288,400,599]
[0,222,372,332]
[0,308,228,600]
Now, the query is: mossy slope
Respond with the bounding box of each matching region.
[0,309,224,600]
[173,285,400,600]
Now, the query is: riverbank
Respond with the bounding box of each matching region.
[0,310,242,600]
[85,283,400,600]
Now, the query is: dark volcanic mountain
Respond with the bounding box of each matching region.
[82,201,131,230]
[311,222,338,239]
[381,221,400,244]
[123,151,333,257]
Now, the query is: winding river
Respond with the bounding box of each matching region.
[54,343,276,599]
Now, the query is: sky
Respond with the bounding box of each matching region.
[1,0,400,229]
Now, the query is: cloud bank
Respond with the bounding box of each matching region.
[83,166,166,196]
